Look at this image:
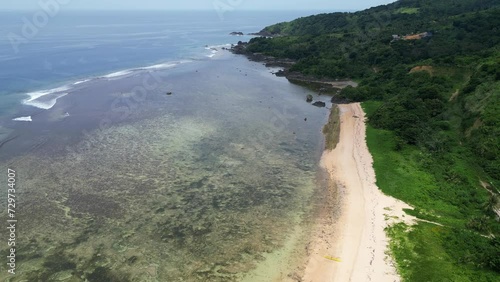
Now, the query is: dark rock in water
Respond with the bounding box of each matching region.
[306,94,314,103]
[231,41,249,54]
[312,101,326,108]
[275,70,286,77]
[304,118,307,121]
[166,92,173,95]
[230,32,244,36]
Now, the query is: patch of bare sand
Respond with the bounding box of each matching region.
[409,65,434,75]
[301,103,415,282]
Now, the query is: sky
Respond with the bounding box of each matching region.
[1,0,397,11]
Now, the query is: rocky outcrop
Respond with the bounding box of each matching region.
[230,32,244,36]
[248,30,276,37]
[231,43,296,68]
[331,96,352,104]
[312,101,326,108]
[230,38,357,106]
[231,41,248,54]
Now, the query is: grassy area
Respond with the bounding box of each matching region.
[322,106,341,150]
[362,101,500,281]
[395,7,420,14]
[387,222,499,281]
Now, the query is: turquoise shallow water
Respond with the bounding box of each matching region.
[0,52,333,281]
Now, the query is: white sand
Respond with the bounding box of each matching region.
[301,103,415,282]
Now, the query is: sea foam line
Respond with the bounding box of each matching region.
[100,60,188,78]
[101,70,134,79]
[12,116,32,122]
[19,52,208,111]
[23,92,68,110]
[73,79,91,85]
[205,44,232,58]
[25,86,71,101]
[140,63,178,70]
[205,43,232,49]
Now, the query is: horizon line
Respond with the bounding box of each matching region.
[0,8,355,12]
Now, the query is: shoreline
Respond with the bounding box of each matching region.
[230,43,357,99]
[301,103,415,282]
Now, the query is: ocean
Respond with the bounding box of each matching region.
[0,10,321,119]
[0,10,335,281]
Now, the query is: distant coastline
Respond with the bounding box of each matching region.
[230,41,356,104]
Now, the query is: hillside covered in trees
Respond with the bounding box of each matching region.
[240,0,500,280]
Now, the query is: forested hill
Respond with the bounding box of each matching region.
[242,0,500,280]
[249,0,499,78]
[260,0,499,37]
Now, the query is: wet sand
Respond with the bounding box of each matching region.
[301,103,415,282]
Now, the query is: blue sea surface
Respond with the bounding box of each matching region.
[0,10,324,117]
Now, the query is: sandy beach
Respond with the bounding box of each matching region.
[302,103,415,282]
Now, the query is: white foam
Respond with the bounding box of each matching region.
[134,60,193,72]
[205,43,232,50]
[74,79,91,85]
[206,49,219,58]
[102,70,134,79]
[204,44,231,58]
[141,63,178,70]
[13,116,32,122]
[22,86,71,110]
[25,86,71,101]
[24,92,68,110]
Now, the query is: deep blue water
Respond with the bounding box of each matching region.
[0,10,326,117]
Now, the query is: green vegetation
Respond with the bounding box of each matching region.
[322,106,341,150]
[364,100,499,279]
[395,7,420,14]
[245,0,500,280]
